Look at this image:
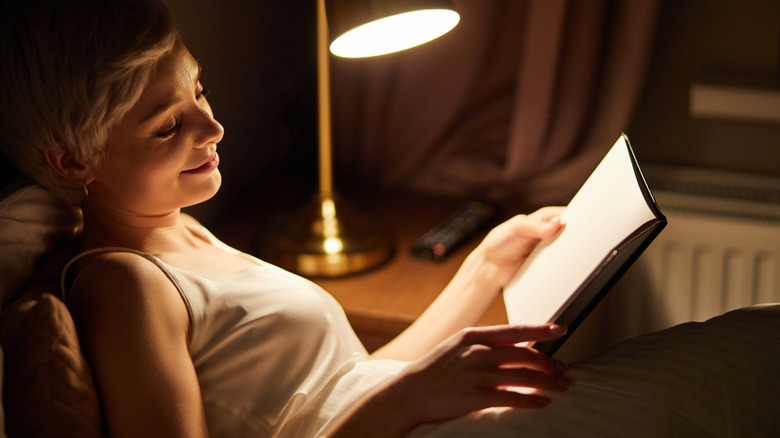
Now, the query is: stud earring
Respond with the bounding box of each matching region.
[82,180,89,197]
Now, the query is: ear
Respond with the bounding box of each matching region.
[44,147,95,184]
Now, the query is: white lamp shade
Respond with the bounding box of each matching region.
[330,8,459,58]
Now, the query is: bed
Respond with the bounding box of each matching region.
[1,181,778,437]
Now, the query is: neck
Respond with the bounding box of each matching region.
[80,198,196,254]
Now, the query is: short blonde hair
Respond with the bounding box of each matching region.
[0,0,178,204]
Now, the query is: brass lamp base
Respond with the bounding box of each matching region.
[255,194,394,278]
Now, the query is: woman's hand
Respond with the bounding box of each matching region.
[329,324,569,437]
[397,324,569,418]
[471,206,565,289]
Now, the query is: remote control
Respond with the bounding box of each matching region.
[411,201,499,261]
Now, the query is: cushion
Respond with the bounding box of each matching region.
[0,288,106,437]
[0,239,105,438]
[0,181,82,309]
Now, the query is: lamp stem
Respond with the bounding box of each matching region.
[316,0,333,200]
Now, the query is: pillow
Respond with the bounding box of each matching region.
[0,282,106,437]
[0,181,82,309]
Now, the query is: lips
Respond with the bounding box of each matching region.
[183,152,219,174]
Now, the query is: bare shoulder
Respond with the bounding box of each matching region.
[68,250,189,337]
[72,251,174,300]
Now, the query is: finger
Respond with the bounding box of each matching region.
[530,207,566,235]
[464,344,566,375]
[530,206,566,222]
[505,213,564,240]
[480,367,571,393]
[470,389,553,410]
[460,324,567,347]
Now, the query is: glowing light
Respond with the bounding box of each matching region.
[323,237,344,254]
[330,9,460,58]
[320,199,343,253]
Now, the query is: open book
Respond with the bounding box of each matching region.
[503,134,666,355]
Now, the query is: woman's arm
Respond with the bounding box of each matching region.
[372,207,564,361]
[68,252,209,438]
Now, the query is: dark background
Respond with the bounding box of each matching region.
[163,0,779,225]
[4,1,776,223]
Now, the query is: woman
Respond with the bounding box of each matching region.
[0,0,569,436]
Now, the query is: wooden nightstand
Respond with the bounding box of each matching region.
[211,187,508,352]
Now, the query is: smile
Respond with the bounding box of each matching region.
[183,152,219,174]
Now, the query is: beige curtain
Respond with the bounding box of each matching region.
[331,0,659,209]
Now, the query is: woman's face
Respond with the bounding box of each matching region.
[87,44,224,218]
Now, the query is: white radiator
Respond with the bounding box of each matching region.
[560,165,780,360]
[610,165,780,341]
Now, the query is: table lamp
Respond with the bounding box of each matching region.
[261,0,459,277]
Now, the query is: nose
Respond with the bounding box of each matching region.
[194,107,224,148]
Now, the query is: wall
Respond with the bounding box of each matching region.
[162,0,318,224]
[163,0,780,224]
[628,0,780,176]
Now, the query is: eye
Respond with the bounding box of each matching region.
[196,84,210,100]
[157,118,182,139]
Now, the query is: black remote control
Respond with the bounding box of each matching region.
[411,201,499,261]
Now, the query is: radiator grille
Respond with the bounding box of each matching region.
[605,165,780,344]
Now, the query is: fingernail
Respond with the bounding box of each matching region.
[555,360,567,373]
[548,324,567,336]
[557,376,571,389]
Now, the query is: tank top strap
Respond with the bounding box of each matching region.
[59,247,185,305]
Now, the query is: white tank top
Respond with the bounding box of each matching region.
[61,224,407,437]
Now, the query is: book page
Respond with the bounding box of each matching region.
[503,136,657,325]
